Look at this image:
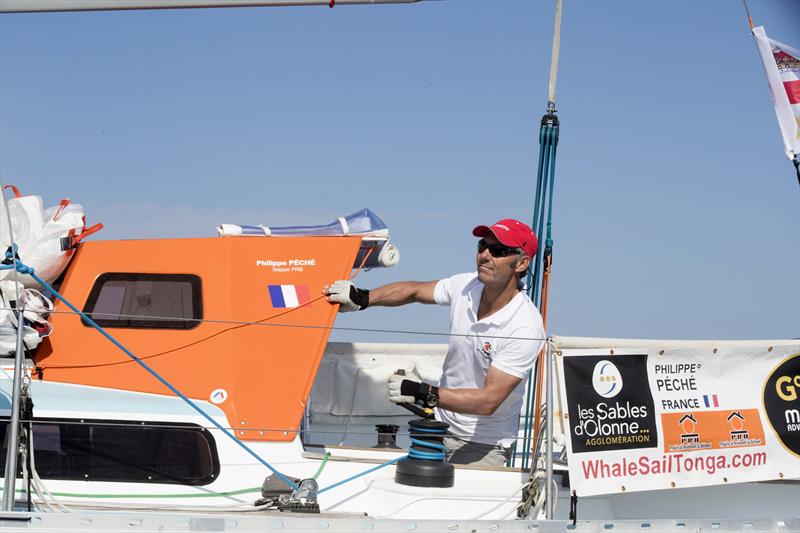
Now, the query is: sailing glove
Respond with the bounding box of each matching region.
[388,369,439,408]
[325,280,369,312]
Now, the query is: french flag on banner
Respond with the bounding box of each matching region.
[703,394,719,408]
[268,285,311,308]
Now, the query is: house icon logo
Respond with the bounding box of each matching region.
[679,413,700,445]
[591,360,623,398]
[727,411,749,441]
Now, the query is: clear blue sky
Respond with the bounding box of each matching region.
[1,0,798,342]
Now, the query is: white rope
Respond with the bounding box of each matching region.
[28,430,73,513]
[469,481,529,520]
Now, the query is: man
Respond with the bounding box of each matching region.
[323,219,545,467]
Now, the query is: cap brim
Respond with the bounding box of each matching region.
[472,225,492,237]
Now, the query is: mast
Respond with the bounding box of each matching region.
[519,1,562,519]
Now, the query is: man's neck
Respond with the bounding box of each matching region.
[477,280,519,321]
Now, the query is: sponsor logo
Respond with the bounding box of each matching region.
[661,409,765,452]
[480,341,492,359]
[268,285,311,308]
[564,354,658,452]
[592,360,622,398]
[256,258,317,273]
[762,353,800,457]
[210,388,228,405]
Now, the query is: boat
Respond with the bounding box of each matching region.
[1,1,799,531]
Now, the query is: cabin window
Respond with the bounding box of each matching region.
[82,273,202,329]
[0,418,219,485]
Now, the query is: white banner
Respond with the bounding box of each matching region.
[752,26,800,161]
[555,340,800,496]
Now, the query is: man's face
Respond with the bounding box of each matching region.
[475,234,524,286]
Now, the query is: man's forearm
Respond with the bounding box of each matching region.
[367,281,437,307]
[437,387,502,416]
[436,367,522,416]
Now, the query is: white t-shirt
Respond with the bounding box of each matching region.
[433,272,545,447]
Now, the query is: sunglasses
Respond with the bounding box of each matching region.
[477,239,520,258]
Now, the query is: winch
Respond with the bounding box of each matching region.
[393,370,454,488]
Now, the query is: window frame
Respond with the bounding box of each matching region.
[82,273,203,330]
[1,417,221,486]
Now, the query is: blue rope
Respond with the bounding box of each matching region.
[2,255,298,491]
[317,456,405,494]
[408,437,445,461]
[518,115,559,470]
[408,426,444,433]
[406,421,447,461]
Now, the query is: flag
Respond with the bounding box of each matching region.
[752,26,800,161]
[703,394,719,408]
[268,284,311,308]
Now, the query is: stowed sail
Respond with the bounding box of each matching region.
[218,208,399,269]
[0,186,103,288]
[0,186,102,355]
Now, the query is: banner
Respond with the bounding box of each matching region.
[555,340,800,496]
[752,26,800,161]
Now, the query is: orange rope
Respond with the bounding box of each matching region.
[40,245,376,371]
[531,252,552,458]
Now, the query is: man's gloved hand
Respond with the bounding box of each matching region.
[388,369,439,408]
[388,369,421,404]
[323,280,369,312]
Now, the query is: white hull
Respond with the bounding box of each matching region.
[2,339,799,530]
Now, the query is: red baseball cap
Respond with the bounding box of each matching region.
[472,219,538,258]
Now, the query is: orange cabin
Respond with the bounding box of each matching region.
[35,236,363,442]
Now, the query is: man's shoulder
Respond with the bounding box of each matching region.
[507,294,545,333]
[441,272,479,293]
[434,272,478,306]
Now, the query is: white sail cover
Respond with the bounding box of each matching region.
[218,208,389,238]
[752,26,800,161]
[218,208,398,268]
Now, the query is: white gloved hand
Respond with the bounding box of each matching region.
[323,280,369,312]
[388,368,422,404]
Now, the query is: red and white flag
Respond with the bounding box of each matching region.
[752,26,800,161]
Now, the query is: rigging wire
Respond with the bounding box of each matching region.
[0,305,551,342]
[0,305,548,372]
[742,0,754,31]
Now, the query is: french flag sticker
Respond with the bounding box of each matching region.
[703,394,719,408]
[268,285,311,308]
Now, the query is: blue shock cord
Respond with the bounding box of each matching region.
[1,258,298,491]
